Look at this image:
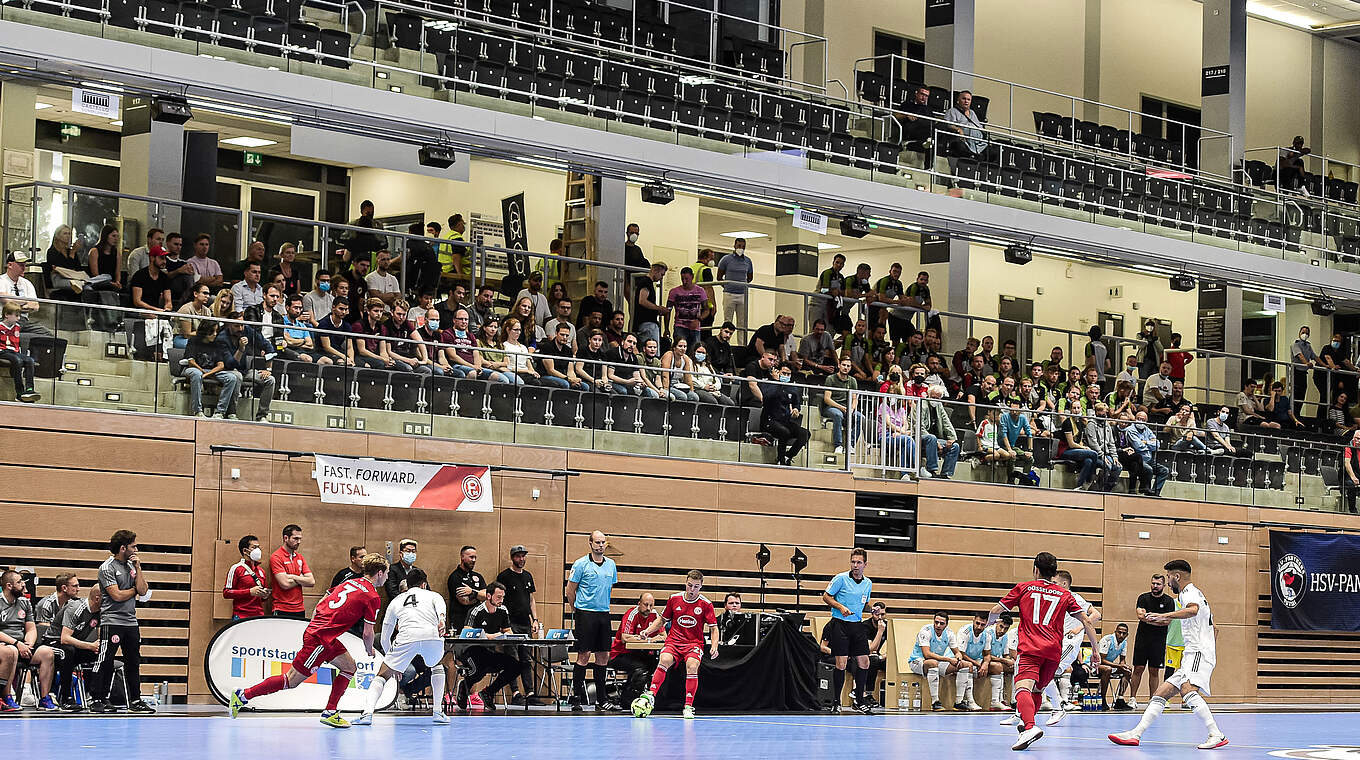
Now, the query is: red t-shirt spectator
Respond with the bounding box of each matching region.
[610,604,659,659]
[270,546,310,614]
[0,321,20,353]
[223,559,269,619]
[1165,349,1194,380]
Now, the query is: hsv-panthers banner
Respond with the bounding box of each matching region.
[1270,531,1360,632]
[313,455,494,512]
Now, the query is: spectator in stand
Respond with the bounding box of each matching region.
[1149,379,1187,424]
[623,223,649,271]
[823,356,862,454]
[1042,347,1064,371]
[467,285,497,334]
[85,224,123,293]
[226,240,266,284]
[1127,410,1169,496]
[365,251,401,308]
[920,384,960,479]
[631,262,669,347]
[798,318,838,381]
[538,321,584,389]
[476,318,517,384]
[352,298,409,371]
[1322,393,1357,439]
[272,242,303,296]
[57,582,101,710]
[717,238,754,330]
[905,271,937,333]
[279,295,320,362]
[659,338,699,401]
[339,251,372,315]
[975,407,1009,467]
[1205,406,1253,458]
[184,233,224,291]
[1263,380,1305,430]
[183,320,240,418]
[1168,404,1210,453]
[544,298,578,351]
[2,252,54,338]
[691,343,733,405]
[870,262,910,342]
[576,281,614,329]
[608,593,663,706]
[602,310,627,347]
[607,333,652,397]
[438,308,485,379]
[217,317,276,422]
[1134,321,1164,380]
[667,267,709,350]
[762,361,810,467]
[874,346,901,391]
[879,376,916,479]
[440,214,469,284]
[953,337,981,383]
[691,249,719,336]
[301,272,333,327]
[269,524,314,619]
[904,363,930,398]
[965,374,998,427]
[995,355,1018,385]
[900,85,936,153]
[314,297,354,366]
[1058,402,1100,490]
[574,329,614,393]
[405,223,440,299]
[999,398,1036,485]
[1291,326,1323,421]
[328,546,367,590]
[0,302,39,402]
[749,314,794,361]
[500,317,542,385]
[1236,379,1274,429]
[1164,333,1193,384]
[1085,325,1110,383]
[510,296,545,348]
[900,330,931,369]
[1278,135,1310,192]
[1320,333,1358,408]
[385,303,436,374]
[816,254,849,333]
[513,271,552,326]
[1342,430,1360,514]
[1142,360,1174,407]
[842,319,874,388]
[125,227,163,276]
[1107,379,1137,418]
[0,568,37,711]
[943,90,987,164]
[636,338,667,398]
[223,535,271,620]
[1115,354,1139,390]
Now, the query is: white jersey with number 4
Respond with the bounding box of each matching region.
[1177,583,1215,663]
[1062,590,1092,639]
[383,587,447,647]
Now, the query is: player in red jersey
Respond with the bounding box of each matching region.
[229,553,388,728]
[631,570,719,719]
[988,552,1100,751]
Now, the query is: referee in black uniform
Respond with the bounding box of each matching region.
[1128,572,1174,707]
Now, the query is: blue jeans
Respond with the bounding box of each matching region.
[921,433,960,477]
[667,387,700,401]
[0,349,35,395]
[1062,448,1100,487]
[636,321,661,347]
[1139,454,1170,494]
[673,326,701,351]
[823,407,864,449]
[172,335,189,349]
[1172,436,1208,453]
[612,381,658,398]
[184,367,242,415]
[883,433,916,473]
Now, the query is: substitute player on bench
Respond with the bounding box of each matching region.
[631,570,719,720]
[355,568,447,725]
[989,552,1099,751]
[1109,559,1227,750]
[230,553,388,728]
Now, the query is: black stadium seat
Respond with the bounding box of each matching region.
[319,28,351,68]
[251,15,286,53]
[354,369,391,410]
[388,373,425,413]
[215,8,251,49]
[180,2,214,42]
[428,374,458,416]
[286,21,321,63]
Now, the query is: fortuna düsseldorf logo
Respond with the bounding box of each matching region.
[462,474,483,502]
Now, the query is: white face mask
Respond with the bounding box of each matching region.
[249,547,262,563]
[627,233,639,244]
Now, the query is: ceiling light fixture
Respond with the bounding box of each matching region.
[817,242,841,250]
[1245,0,1318,28]
[220,136,277,148]
[719,231,767,239]
[34,102,53,111]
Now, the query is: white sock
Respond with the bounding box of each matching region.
[1043,680,1060,706]
[925,667,940,701]
[431,667,446,715]
[1132,695,1167,736]
[1057,674,1071,704]
[956,669,971,701]
[365,675,387,714]
[990,674,1003,702]
[1184,692,1220,735]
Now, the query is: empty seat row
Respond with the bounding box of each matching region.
[271,360,756,442]
[1151,450,1287,490]
[1033,112,1185,167]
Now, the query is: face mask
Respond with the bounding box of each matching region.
[914,375,925,383]
[428,320,440,331]
[1218,411,1229,421]
[779,374,791,383]
[627,233,639,244]
[319,281,330,292]
[402,552,417,565]
[1334,341,1342,349]
[249,548,262,563]
[694,353,706,362]
[735,247,745,254]
[1300,332,1309,341]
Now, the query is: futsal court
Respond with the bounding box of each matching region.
[7,707,1358,758]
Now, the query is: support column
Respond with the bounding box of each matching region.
[1,82,38,256]
[774,215,819,332]
[1198,280,1243,406]
[593,176,627,304]
[1201,0,1246,177]
[1309,37,1325,154]
[1082,0,1102,123]
[119,96,186,233]
[799,0,826,92]
[923,0,974,92]
[939,235,971,350]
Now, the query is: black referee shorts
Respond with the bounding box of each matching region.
[1131,630,1166,667]
[826,618,870,658]
[572,610,613,653]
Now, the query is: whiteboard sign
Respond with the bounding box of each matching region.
[72,88,121,119]
[792,208,827,235]
[1263,293,1286,313]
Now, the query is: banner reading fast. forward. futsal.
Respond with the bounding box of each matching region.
[312,455,493,511]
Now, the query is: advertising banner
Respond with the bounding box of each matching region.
[203,617,398,711]
[313,455,494,511]
[1270,531,1360,631]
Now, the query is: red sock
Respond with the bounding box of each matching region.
[684,674,698,707]
[1016,689,1038,730]
[648,664,669,695]
[326,671,353,712]
[244,675,288,701]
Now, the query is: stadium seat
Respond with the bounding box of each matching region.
[639,397,668,435]
[388,373,426,413]
[179,2,214,43]
[608,394,640,433]
[319,28,351,68]
[667,400,698,438]
[251,15,286,54]
[215,8,251,49]
[518,385,551,424]
[455,378,490,419]
[318,364,352,407]
[549,388,583,427]
[142,0,179,36]
[108,0,138,28]
[280,361,319,403]
[286,22,321,63]
[354,369,391,410]
[428,374,458,416]
[488,383,516,421]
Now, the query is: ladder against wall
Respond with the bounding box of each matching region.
[560,170,597,300]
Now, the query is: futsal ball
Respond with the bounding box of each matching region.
[631,695,652,718]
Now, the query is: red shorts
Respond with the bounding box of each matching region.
[1015,652,1060,690]
[661,641,705,663]
[290,634,347,677]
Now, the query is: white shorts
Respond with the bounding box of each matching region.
[1058,635,1083,671]
[382,639,446,673]
[1164,650,1215,696]
[909,659,950,676]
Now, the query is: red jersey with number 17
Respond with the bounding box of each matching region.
[998,579,1083,660]
[661,592,716,648]
[305,578,380,644]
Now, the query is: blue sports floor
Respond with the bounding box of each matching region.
[5,709,1359,758]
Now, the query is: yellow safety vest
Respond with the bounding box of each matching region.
[440,231,466,274]
[692,260,716,308]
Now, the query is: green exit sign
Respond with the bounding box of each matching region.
[60,123,82,139]
[243,151,263,167]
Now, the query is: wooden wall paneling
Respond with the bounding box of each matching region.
[716,482,854,519]
[0,464,193,512]
[499,445,568,471]
[493,473,567,511]
[412,438,506,466]
[917,497,1104,535]
[569,450,717,480]
[570,472,719,510]
[916,525,1103,561]
[268,426,370,457]
[714,511,852,547]
[187,591,220,700]
[0,503,192,544]
[565,533,719,573]
[0,405,194,440]
[269,458,323,497]
[193,419,275,454]
[0,430,195,475]
[567,502,720,541]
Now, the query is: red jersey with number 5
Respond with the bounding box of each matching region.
[998,579,1083,660]
[661,592,716,648]
[305,578,380,643]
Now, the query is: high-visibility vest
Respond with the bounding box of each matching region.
[691,259,716,308]
[439,231,465,274]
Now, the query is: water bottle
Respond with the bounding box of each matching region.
[911,682,922,712]
[159,681,170,705]
[897,685,909,710]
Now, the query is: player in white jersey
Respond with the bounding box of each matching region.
[1110,559,1227,750]
[952,613,990,711]
[355,568,449,725]
[1045,568,1099,726]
